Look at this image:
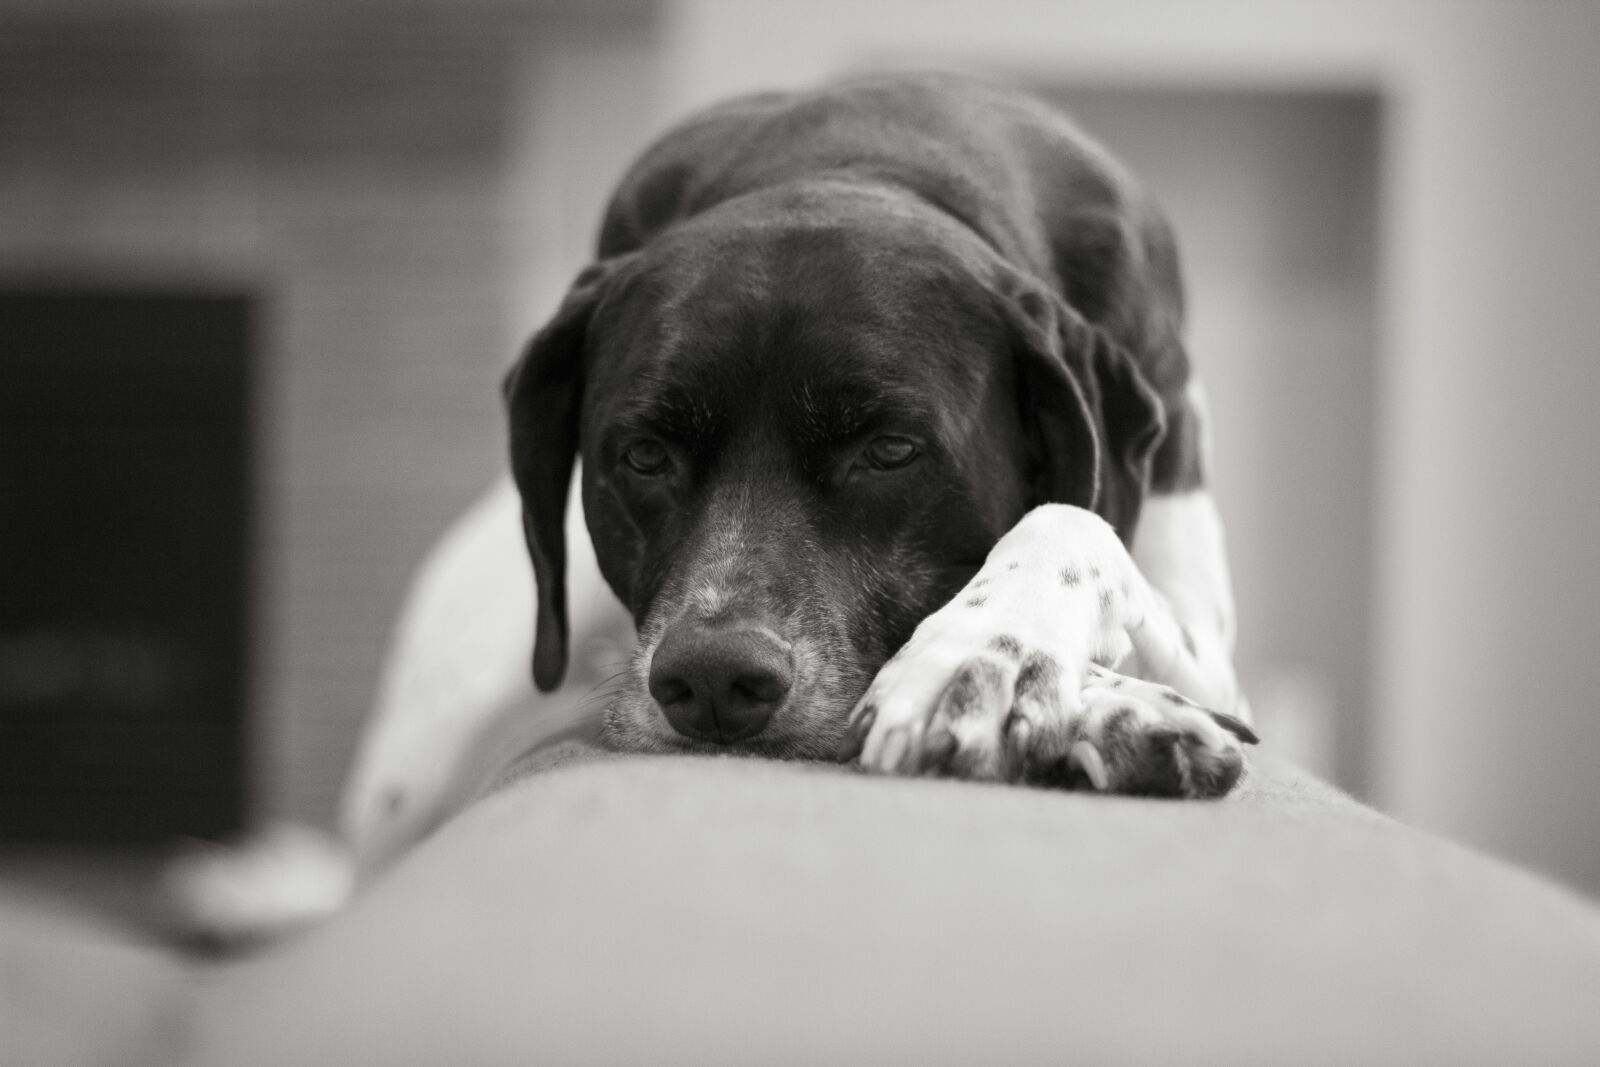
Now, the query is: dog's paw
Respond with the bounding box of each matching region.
[836,506,1256,798]
[842,648,1253,798]
[1016,664,1255,798]
[162,822,354,947]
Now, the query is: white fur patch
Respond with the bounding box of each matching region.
[163,823,353,944]
[850,501,1250,794]
[1130,490,1245,718]
[339,473,621,872]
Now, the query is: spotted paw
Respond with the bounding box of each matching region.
[836,504,1256,797]
[1016,664,1255,797]
[841,643,1254,798]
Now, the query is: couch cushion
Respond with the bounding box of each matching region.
[193,749,1600,1065]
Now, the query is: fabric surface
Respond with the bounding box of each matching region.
[1,897,186,1067]
[183,747,1600,1066]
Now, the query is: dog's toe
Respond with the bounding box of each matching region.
[918,654,1016,778]
[852,631,1019,776]
[1027,674,1248,799]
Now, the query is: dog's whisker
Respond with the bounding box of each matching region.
[572,684,628,713]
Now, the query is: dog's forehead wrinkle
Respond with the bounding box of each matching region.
[634,205,1000,345]
[609,380,721,441]
[785,364,1009,466]
[602,271,1008,471]
[660,178,999,275]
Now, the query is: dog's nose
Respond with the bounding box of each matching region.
[648,622,793,743]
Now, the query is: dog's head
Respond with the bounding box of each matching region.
[504,186,1164,756]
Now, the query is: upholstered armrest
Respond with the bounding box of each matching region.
[179,749,1600,1065]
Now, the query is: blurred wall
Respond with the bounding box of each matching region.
[0,2,659,824]
[653,0,1600,894]
[1044,87,1379,793]
[1375,2,1600,895]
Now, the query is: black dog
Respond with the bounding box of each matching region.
[505,72,1254,793]
[167,73,1261,945]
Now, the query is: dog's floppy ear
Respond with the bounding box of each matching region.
[503,260,625,691]
[998,268,1167,540]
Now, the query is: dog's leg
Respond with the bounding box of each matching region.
[1127,488,1246,720]
[340,474,623,875]
[840,502,1255,796]
[337,477,536,872]
[1124,379,1248,721]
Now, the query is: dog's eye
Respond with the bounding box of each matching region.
[861,435,921,471]
[621,439,670,475]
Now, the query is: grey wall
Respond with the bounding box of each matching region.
[1048,87,1380,793]
[0,2,659,824]
[1371,1,1600,894]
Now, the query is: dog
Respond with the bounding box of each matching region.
[503,70,1255,791]
[172,72,1259,939]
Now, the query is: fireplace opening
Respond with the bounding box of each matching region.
[0,288,253,843]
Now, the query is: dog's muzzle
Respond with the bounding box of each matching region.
[647,620,794,743]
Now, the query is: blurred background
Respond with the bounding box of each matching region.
[1,0,1597,915]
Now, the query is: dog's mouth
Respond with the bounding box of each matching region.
[602,622,872,760]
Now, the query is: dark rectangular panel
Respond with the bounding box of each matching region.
[0,289,252,842]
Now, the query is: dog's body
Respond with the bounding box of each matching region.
[176,73,1258,938]
[499,71,1253,793]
